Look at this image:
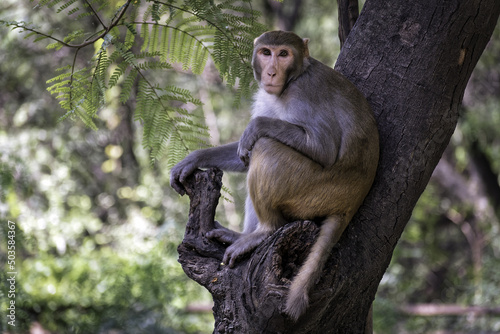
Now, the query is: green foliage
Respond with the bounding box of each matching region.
[462,99,500,173]
[1,0,266,165]
[0,2,262,331]
[0,221,213,333]
[0,114,215,332]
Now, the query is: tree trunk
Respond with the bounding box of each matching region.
[177,1,500,333]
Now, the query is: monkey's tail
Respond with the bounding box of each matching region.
[284,215,346,321]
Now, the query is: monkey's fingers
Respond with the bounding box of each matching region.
[169,170,187,196]
[170,161,201,196]
[236,141,251,166]
[170,182,186,196]
[206,227,240,244]
[223,248,239,268]
[223,237,258,268]
[238,149,250,167]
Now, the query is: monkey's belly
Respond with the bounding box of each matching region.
[247,138,372,224]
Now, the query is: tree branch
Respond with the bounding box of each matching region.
[401,304,500,316]
[337,0,359,48]
[4,0,132,49]
[84,0,108,30]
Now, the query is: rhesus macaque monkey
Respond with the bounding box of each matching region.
[170,31,379,321]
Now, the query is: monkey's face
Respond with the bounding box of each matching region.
[253,45,298,95]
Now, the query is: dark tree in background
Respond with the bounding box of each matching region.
[262,0,303,31]
[178,0,500,333]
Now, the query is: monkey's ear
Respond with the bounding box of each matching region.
[303,38,310,58]
[254,33,265,46]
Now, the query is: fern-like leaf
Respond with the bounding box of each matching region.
[5,0,267,163]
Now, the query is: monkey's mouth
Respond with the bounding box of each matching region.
[263,84,283,93]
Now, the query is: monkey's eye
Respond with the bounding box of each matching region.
[261,48,271,56]
[278,50,289,57]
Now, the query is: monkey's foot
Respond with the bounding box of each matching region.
[223,238,256,268]
[206,221,241,245]
[222,231,271,268]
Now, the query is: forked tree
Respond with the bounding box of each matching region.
[177,1,500,333]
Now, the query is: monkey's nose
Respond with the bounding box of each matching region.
[267,72,276,77]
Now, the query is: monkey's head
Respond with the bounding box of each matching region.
[252,31,310,95]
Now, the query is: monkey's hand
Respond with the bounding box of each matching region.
[170,143,247,195]
[170,155,199,196]
[238,120,260,166]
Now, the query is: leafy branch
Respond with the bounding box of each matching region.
[6,1,131,49]
[1,0,266,165]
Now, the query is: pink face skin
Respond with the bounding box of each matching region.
[254,45,296,95]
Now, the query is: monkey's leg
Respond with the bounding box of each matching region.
[223,202,286,267]
[206,195,258,245]
[242,195,259,233]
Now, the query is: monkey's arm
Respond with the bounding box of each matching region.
[238,116,339,168]
[170,142,247,195]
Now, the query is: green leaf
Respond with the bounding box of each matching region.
[4,0,267,163]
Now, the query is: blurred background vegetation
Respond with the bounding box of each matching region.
[1,0,499,333]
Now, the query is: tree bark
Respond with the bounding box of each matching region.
[177,1,500,333]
